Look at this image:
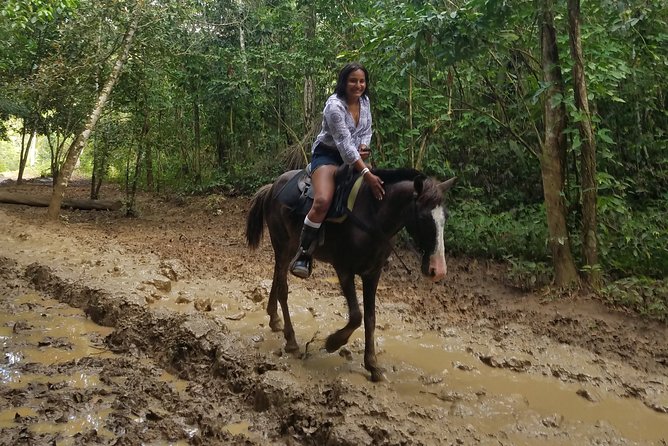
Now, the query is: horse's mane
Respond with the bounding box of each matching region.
[373,168,423,185]
[373,168,442,207]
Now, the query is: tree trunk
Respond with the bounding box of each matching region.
[568,0,600,288]
[145,140,154,192]
[303,4,316,151]
[0,192,121,211]
[408,72,415,168]
[144,99,154,191]
[17,120,35,185]
[47,1,142,220]
[126,106,150,214]
[192,96,201,185]
[540,0,580,287]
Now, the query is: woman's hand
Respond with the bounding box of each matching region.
[363,170,385,201]
[354,157,384,200]
[358,144,371,161]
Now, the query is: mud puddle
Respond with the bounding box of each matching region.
[0,285,205,445]
[160,275,668,444]
[0,293,116,443]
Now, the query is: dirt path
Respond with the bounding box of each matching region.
[1,181,667,445]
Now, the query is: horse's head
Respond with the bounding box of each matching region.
[404,176,457,282]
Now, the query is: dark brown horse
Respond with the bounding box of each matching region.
[246,168,455,381]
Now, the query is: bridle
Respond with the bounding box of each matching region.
[343,185,437,276]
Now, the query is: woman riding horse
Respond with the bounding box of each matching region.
[247,166,455,381]
[290,62,386,279]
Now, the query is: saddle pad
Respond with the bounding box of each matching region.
[275,168,364,222]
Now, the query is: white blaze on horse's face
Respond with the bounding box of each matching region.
[429,205,447,282]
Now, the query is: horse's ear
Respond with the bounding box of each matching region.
[414,175,426,195]
[438,177,457,194]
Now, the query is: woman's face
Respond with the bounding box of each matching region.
[345,69,366,101]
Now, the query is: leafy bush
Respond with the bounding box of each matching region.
[601,277,668,321]
[191,158,284,196]
[0,139,19,172]
[445,200,549,261]
[504,257,553,290]
[598,196,668,279]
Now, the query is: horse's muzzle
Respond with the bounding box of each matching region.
[424,254,447,282]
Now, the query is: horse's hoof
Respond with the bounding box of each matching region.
[324,334,345,353]
[369,369,386,382]
[285,342,300,354]
[269,318,283,332]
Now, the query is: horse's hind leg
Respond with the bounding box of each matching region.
[267,264,284,333]
[325,269,362,353]
[268,250,299,353]
[268,259,299,353]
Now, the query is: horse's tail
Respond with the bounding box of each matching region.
[246,183,272,250]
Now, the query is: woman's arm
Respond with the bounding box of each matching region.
[323,101,361,165]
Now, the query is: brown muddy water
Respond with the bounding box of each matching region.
[166,276,668,444]
[1,206,668,445]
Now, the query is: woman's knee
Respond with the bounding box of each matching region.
[311,195,333,215]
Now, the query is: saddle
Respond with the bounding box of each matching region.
[275,164,365,223]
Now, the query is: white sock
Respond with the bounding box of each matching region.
[304,216,322,229]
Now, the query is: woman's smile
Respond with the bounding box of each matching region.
[346,69,366,99]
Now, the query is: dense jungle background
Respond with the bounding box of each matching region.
[1,0,667,316]
[2,1,668,444]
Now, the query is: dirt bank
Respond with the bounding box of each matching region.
[1,180,667,445]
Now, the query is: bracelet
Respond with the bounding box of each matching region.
[361,167,370,176]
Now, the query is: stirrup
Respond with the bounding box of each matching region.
[290,251,312,279]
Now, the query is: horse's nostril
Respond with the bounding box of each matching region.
[429,268,436,277]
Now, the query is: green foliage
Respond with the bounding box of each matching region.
[0,139,19,172]
[1,0,666,320]
[602,277,668,321]
[446,200,549,261]
[598,196,668,278]
[504,257,553,291]
[185,159,283,196]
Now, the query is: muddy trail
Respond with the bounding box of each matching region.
[1,180,667,445]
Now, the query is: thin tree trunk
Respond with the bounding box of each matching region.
[303,4,316,155]
[145,140,154,192]
[568,0,600,288]
[126,101,150,214]
[90,127,111,200]
[17,119,35,185]
[127,148,144,217]
[192,96,202,185]
[540,0,580,287]
[46,132,58,182]
[47,1,142,220]
[408,73,414,168]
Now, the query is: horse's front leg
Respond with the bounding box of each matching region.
[325,269,362,353]
[362,270,383,382]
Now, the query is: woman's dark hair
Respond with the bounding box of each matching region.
[334,62,369,99]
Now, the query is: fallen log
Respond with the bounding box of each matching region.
[0,192,122,211]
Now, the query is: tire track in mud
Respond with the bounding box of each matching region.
[0,258,261,445]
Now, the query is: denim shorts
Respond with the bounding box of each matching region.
[310,143,344,173]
